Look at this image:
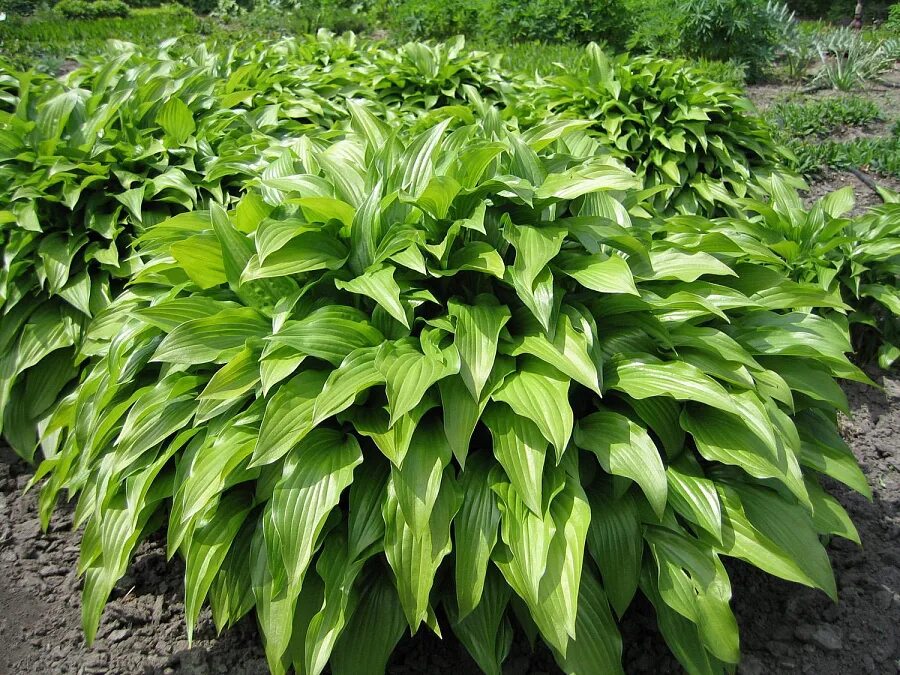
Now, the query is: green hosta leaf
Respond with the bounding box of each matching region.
[438,374,485,467]
[453,453,501,619]
[529,475,591,657]
[795,409,871,499]
[184,490,252,643]
[645,526,739,664]
[171,234,228,289]
[483,404,548,517]
[492,357,572,460]
[586,489,642,618]
[157,96,196,144]
[252,370,328,468]
[449,298,511,400]
[805,477,860,545]
[266,428,362,592]
[555,251,639,296]
[268,306,383,366]
[492,477,555,610]
[709,483,837,600]
[152,308,269,365]
[336,265,408,328]
[504,221,566,331]
[448,567,513,675]
[376,338,459,425]
[198,345,261,402]
[390,416,452,532]
[634,249,736,282]
[536,163,637,200]
[505,310,601,395]
[243,232,348,281]
[312,346,385,426]
[681,405,808,505]
[330,568,407,675]
[303,531,364,675]
[350,398,434,466]
[606,355,738,415]
[576,410,667,518]
[666,458,723,542]
[557,566,624,675]
[383,470,461,632]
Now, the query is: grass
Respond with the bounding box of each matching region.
[0,5,201,71]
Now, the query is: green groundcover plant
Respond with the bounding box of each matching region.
[743,176,900,367]
[30,111,873,675]
[0,33,884,675]
[514,45,790,217]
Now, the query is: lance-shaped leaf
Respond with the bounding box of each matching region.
[312,346,385,425]
[252,370,328,468]
[376,338,459,425]
[266,429,363,592]
[453,453,501,619]
[645,526,739,664]
[330,568,407,675]
[390,415,452,532]
[184,490,253,643]
[448,567,513,675]
[492,357,572,460]
[448,298,511,400]
[586,489,642,618]
[483,404,548,517]
[529,475,592,657]
[555,250,639,296]
[557,566,624,675]
[336,264,409,328]
[267,305,383,367]
[152,308,269,365]
[383,470,461,631]
[505,310,601,395]
[606,355,738,415]
[576,410,667,518]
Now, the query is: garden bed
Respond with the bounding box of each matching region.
[1,366,897,675]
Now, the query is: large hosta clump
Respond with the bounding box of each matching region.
[38,113,869,675]
[512,44,791,217]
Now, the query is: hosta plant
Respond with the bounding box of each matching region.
[513,45,791,217]
[35,114,870,675]
[742,176,900,367]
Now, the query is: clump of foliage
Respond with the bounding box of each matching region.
[34,110,870,675]
[624,0,794,80]
[768,95,882,138]
[516,45,789,215]
[886,3,900,33]
[811,26,900,90]
[746,177,900,367]
[55,0,131,18]
[786,135,900,178]
[675,0,794,79]
[487,0,630,46]
[0,34,883,675]
[0,5,198,72]
[389,0,486,41]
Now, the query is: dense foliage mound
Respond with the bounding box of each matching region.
[515,46,789,216]
[0,33,891,675]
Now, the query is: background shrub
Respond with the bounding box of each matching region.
[674,0,792,79]
[486,0,630,46]
[55,0,130,18]
[389,0,485,41]
[0,0,42,15]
